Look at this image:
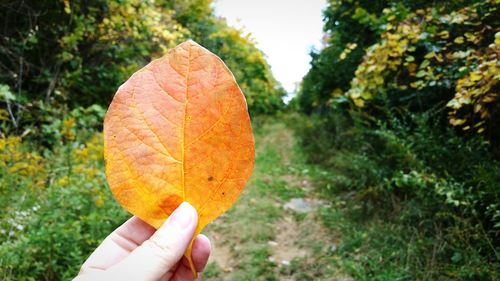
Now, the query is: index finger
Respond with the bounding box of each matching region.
[79,216,156,275]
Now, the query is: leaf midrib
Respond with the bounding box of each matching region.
[181,43,192,201]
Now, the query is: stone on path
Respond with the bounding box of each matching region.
[283,197,322,213]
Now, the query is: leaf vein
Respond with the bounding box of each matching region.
[129,87,182,163]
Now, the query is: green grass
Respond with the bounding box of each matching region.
[317,201,499,280]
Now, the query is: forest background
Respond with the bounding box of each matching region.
[0,0,498,280]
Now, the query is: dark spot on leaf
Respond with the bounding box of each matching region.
[208,176,214,181]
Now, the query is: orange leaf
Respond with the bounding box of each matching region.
[103,40,255,272]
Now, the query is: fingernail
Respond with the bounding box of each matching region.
[167,202,194,229]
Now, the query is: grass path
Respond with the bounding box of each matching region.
[202,120,353,281]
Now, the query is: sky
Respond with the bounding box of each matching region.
[213,0,327,95]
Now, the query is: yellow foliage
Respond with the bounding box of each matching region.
[57,176,70,187]
[339,43,358,61]
[0,128,106,195]
[447,44,500,134]
[0,136,46,190]
[71,134,105,187]
[66,0,189,60]
[454,36,465,44]
[0,109,9,121]
[346,17,421,106]
[62,117,76,141]
[344,0,499,136]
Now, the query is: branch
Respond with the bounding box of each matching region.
[45,61,62,103]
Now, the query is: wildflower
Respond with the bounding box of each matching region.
[62,117,76,141]
[57,176,70,187]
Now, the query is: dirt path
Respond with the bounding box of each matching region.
[201,121,353,281]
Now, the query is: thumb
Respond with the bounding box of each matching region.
[107,202,198,280]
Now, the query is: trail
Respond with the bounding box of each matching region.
[201,121,353,281]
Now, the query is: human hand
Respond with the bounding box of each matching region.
[74,202,211,281]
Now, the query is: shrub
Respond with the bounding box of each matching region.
[0,113,127,280]
[292,110,499,279]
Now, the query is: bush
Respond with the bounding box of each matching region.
[298,0,499,143]
[294,1,499,277]
[0,123,127,280]
[292,110,499,279]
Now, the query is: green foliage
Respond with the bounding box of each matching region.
[1,0,185,107]
[293,112,499,279]
[0,124,127,280]
[0,0,283,139]
[320,203,498,280]
[294,1,499,278]
[298,0,499,139]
